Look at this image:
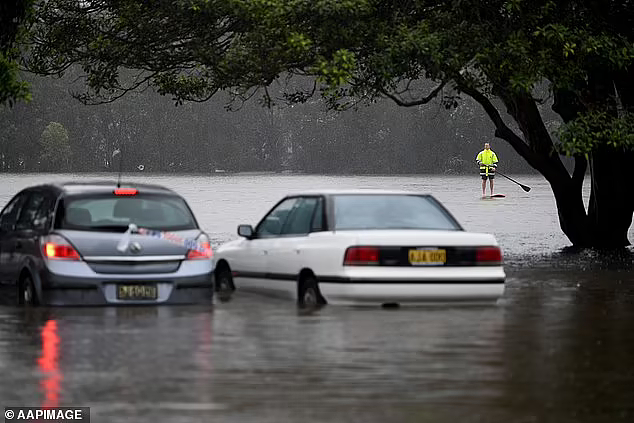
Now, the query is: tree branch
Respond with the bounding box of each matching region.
[454,77,540,169]
[187,88,219,103]
[381,80,446,107]
[572,154,587,188]
[71,72,158,105]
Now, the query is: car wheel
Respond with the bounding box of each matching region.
[215,267,235,303]
[21,276,39,306]
[298,275,326,308]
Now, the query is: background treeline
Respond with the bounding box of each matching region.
[0,71,546,174]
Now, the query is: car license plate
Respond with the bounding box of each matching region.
[116,284,158,300]
[408,249,446,265]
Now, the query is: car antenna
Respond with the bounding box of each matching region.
[112,147,124,188]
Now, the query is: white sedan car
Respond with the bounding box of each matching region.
[214,190,505,307]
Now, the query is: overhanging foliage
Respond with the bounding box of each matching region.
[21,0,634,246]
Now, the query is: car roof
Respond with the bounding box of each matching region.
[286,189,431,196]
[26,181,179,196]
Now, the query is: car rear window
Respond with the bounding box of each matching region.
[55,194,198,232]
[333,194,461,231]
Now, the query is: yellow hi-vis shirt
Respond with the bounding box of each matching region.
[476,150,498,175]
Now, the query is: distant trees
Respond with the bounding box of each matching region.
[38,122,70,171]
[0,109,37,171]
[0,70,535,175]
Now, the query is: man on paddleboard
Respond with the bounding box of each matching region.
[476,143,499,197]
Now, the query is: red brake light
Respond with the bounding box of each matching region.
[43,242,80,260]
[476,246,503,264]
[186,241,213,260]
[114,188,138,196]
[344,246,380,266]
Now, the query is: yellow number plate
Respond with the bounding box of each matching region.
[117,284,158,300]
[408,249,446,265]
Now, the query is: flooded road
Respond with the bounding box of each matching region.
[1,173,633,422]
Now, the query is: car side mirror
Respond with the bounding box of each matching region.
[237,224,254,239]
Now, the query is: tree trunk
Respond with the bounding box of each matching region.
[552,187,592,246]
[461,80,632,248]
[547,155,591,246]
[587,148,634,247]
[497,92,593,246]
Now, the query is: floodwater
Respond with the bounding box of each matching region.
[1,173,633,423]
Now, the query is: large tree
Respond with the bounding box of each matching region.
[24,0,634,247]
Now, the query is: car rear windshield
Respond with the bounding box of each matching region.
[55,193,198,232]
[333,194,461,231]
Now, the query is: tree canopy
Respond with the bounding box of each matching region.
[1,0,33,106]
[23,0,634,246]
[38,121,71,170]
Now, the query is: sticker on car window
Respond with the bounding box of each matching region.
[116,223,211,256]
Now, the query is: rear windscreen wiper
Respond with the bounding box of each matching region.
[89,225,132,232]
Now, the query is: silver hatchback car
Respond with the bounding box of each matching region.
[0,182,214,305]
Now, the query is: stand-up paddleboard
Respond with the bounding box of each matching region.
[481,193,506,199]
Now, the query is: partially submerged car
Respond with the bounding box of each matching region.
[0,182,214,305]
[215,190,505,307]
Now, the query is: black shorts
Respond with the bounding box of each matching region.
[480,166,495,180]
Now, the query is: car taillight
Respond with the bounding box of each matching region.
[41,235,80,260]
[114,188,138,196]
[476,246,503,264]
[344,246,380,266]
[186,236,213,260]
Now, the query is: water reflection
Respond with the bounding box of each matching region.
[38,319,61,408]
[0,266,629,423]
[500,268,634,422]
[194,313,213,373]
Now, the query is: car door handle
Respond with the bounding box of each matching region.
[263,250,268,255]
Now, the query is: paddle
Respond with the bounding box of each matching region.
[487,166,531,192]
